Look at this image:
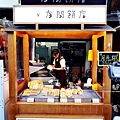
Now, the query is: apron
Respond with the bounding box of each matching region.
[53,58,66,87]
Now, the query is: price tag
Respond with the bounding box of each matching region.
[60,98,67,103]
[47,98,54,103]
[27,98,34,102]
[92,98,100,103]
[74,98,81,103]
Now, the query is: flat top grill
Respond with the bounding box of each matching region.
[30,66,55,77]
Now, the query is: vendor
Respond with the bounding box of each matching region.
[51,49,66,88]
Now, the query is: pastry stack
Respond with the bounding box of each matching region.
[53,89,60,97]
[22,89,40,96]
[66,88,72,98]
[60,88,67,98]
[28,80,44,90]
[22,89,32,96]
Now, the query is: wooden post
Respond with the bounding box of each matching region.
[92,35,98,83]
[36,24,39,30]
[103,32,112,104]
[23,34,29,83]
[8,32,17,103]
[8,31,17,120]
[81,24,84,30]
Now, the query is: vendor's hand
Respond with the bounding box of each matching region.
[47,65,54,71]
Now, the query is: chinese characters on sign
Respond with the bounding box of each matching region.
[28,0,85,4]
[98,52,120,66]
[41,0,75,3]
[41,9,85,19]
[14,5,106,24]
[22,0,105,4]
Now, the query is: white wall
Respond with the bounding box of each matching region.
[0,0,19,8]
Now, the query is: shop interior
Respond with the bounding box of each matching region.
[34,40,87,81]
[15,36,105,90]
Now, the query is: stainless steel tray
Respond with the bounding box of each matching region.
[18,90,59,102]
[67,90,102,102]
[18,90,102,103]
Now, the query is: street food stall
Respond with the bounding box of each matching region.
[6,4,115,120]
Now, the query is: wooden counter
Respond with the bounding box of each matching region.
[16,114,104,119]
[13,102,111,120]
[16,114,105,120]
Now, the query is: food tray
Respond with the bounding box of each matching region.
[67,90,102,102]
[18,90,102,103]
[18,89,41,97]
[18,90,59,102]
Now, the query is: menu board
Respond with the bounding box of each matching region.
[98,52,120,66]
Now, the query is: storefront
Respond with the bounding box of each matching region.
[6,4,115,120]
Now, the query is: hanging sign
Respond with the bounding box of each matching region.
[13,5,106,24]
[98,52,120,66]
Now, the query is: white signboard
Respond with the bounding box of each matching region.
[13,5,107,24]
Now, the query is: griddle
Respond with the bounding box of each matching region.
[30,66,56,82]
[30,66,54,77]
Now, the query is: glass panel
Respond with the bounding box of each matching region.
[16,37,24,85]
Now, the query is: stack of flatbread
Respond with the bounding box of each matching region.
[53,89,60,97]
[41,86,54,96]
[22,89,40,96]
[22,89,32,96]
[60,88,67,98]
[41,87,49,96]
[28,80,44,90]
[66,88,72,98]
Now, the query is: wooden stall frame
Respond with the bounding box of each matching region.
[7,26,115,120]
